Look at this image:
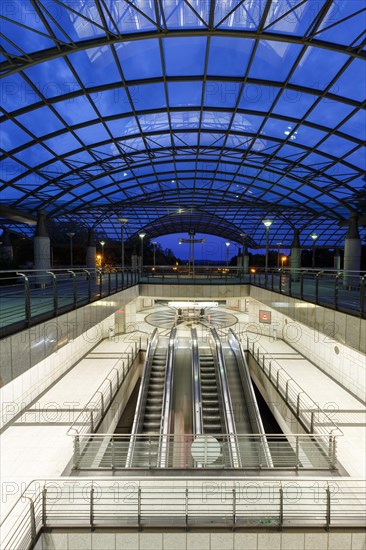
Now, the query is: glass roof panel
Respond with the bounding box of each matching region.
[54,96,98,125]
[306,100,355,128]
[249,40,302,81]
[68,47,120,86]
[214,0,264,30]
[316,0,366,45]
[116,40,163,79]
[239,84,280,112]
[335,60,366,101]
[207,37,254,77]
[14,144,55,166]
[204,81,240,108]
[1,74,41,112]
[92,89,131,116]
[130,83,166,111]
[290,47,349,90]
[23,58,78,99]
[340,110,366,141]
[1,120,31,150]
[16,107,64,137]
[264,0,327,36]
[272,89,316,118]
[168,82,203,107]
[164,37,207,76]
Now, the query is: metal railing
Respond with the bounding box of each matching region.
[67,340,141,443]
[245,338,343,448]
[2,477,365,549]
[0,267,140,336]
[249,268,366,318]
[71,432,339,471]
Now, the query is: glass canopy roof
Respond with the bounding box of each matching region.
[0,0,365,247]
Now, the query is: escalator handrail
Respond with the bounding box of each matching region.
[209,328,242,468]
[126,328,159,467]
[157,327,177,468]
[191,328,203,435]
[228,329,274,468]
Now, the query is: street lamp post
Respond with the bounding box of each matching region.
[276,242,282,269]
[139,233,146,274]
[118,218,128,274]
[152,241,157,269]
[311,233,318,269]
[281,255,287,269]
[262,219,273,282]
[100,240,105,267]
[66,232,75,267]
[240,233,247,274]
[225,242,230,267]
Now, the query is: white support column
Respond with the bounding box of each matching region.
[34,210,51,280]
[1,228,13,261]
[344,212,361,288]
[86,228,96,271]
[290,228,301,281]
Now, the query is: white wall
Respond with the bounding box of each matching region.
[0,316,113,429]
[245,297,366,402]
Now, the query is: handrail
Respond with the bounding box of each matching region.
[126,328,159,468]
[158,327,177,468]
[191,328,203,436]
[209,327,242,468]
[245,338,343,445]
[67,340,140,440]
[1,477,365,549]
[228,329,273,468]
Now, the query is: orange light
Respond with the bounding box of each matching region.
[250,268,256,273]
[151,267,156,272]
[96,255,101,259]
[282,256,287,261]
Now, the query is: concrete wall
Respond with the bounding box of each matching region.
[247,291,366,403]
[250,287,366,355]
[0,286,139,388]
[35,529,366,550]
[139,283,250,300]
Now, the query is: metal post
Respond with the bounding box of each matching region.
[334,274,339,311]
[279,486,284,530]
[300,271,304,300]
[28,498,37,542]
[295,436,300,468]
[310,411,315,433]
[83,269,91,302]
[360,275,366,318]
[67,270,77,308]
[326,485,331,531]
[111,438,115,469]
[90,411,94,432]
[232,487,236,528]
[108,271,111,295]
[90,485,94,529]
[47,271,58,316]
[17,273,31,325]
[42,487,47,527]
[74,435,80,468]
[138,486,142,530]
[185,487,189,529]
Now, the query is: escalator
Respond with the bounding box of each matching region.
[142,348,167,433]
[126,328,176,468]
[199,346,223,435]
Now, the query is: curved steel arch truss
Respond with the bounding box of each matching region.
[0,0,365,247]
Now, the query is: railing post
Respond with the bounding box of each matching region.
[42,487,47,528]
[47,271,58,316]
[185,487,189,529]
[108,271,111,295]
[90,485,94,530]
[99,269,103,297]
[111,437,115,469]
[279,486,283,531]
[297,393,302,417]
[17,273,31,325]
[300,271,304,300]
[310,411,315,433]
[29,498,37,542]
[360,275,366,318]
[109,379,113,403]
[232,486,236,528]
[331,436,337,469]
[326,485,331,531]
[83,269,92,303]
[285,380,289,402]
[90,410,94,432]
[334,274,339,312]
[67,270,77,308]
[138,486,142,530]
[315,271,322,305]
[295,436,300,469]
[74,435,80,468]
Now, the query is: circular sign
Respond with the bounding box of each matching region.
[191,435,221,465]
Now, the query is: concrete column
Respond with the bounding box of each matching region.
[290,228,301,281]
[1,229,13,261]
[344,212,361,288]
[86,228,96,270]
[131,247,138,272]
[243,246,249,274]
[34,210,50,271]
[334,248,341,271]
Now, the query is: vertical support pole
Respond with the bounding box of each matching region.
[185,486,189,530]
[42,487,47,528]
[90,485,94,530]
[17,273,31,325]
[29,499,37,543]
[310,411,315,433]
[295,436,300,469]
[67,271,77,308]
[279,486,284,531]
[138,486,142,530]
[111,437,115,469]
[108,271,111,295]
[47,272,58,316]
[83,269,91,303]
[74,435,80,468]
[326,485,331,531]
[232,486,236,529]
